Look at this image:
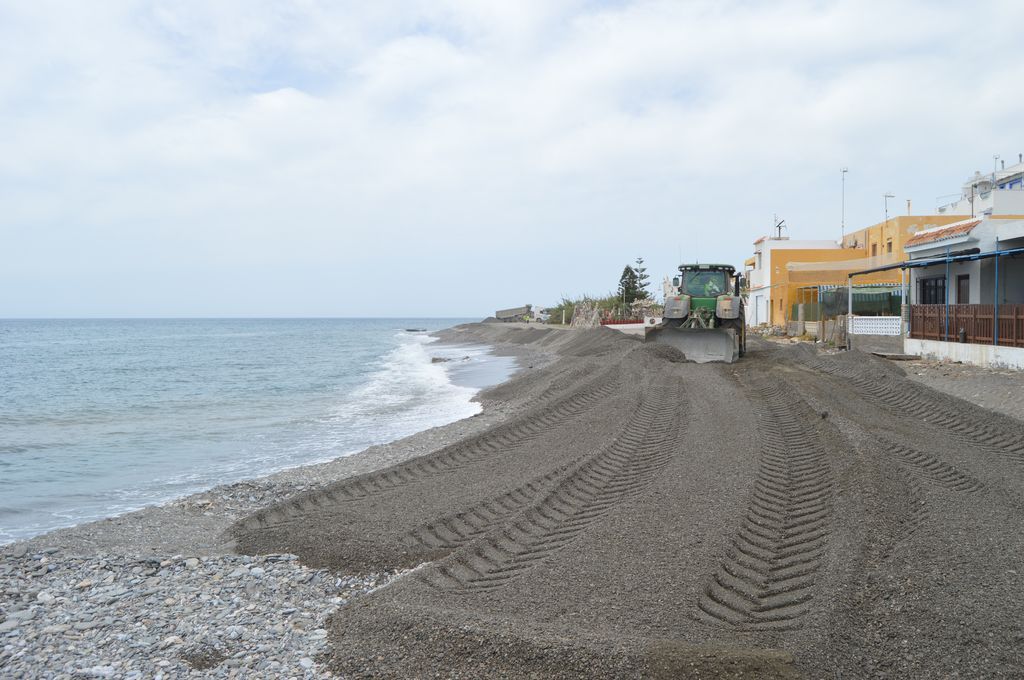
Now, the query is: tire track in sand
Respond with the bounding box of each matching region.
[697,379,833,631]
[878,438,984,493]
[805,356,1024,464]
[406,464,576,552]
[889,472,929,546]
[240,367,621,532]
[418,376,683,593]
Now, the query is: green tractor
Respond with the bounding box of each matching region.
[645,264,746,363]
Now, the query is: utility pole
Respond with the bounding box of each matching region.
[841,167,848,240]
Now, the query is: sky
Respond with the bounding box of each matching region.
[3,0,1024,318]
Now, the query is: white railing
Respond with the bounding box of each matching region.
[848,315,902,336]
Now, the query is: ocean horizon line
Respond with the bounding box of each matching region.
[0,315,483,321]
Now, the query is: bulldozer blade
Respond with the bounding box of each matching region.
[644,326,739,363]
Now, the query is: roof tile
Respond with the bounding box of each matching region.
[905,219,981,248]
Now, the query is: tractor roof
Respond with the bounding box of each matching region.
[677,263,736,273]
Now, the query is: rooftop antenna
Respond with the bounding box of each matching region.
[773,215,787,238]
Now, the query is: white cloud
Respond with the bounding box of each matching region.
[2,0,1024,316]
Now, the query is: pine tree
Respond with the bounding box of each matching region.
[618,265,639,305]
[633,257,650,300]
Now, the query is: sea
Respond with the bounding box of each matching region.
[0,318,517,544]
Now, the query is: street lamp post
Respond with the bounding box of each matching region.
[883,193,895,260]
[841,167,848,240]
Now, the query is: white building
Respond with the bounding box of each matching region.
[937,157,1024,217]
[904,216,1024,368]
[744,236,840,326]
[905,217,1024,305]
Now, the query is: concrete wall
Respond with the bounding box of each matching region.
[813,319,846,345]
[1002,256,1024,303]
[605,319,662,336]
[906,338,1024,370]
[851,334,904,355]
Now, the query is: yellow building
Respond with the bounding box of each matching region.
[747,215,969,326]
[841,215,967,262]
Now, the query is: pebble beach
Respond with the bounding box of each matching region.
[1,548,394,678]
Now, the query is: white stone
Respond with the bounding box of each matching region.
[160,635,183,648]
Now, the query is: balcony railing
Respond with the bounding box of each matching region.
[909,304,1024,347]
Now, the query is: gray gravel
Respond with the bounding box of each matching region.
[901,357,1024,422]
[0,547,397,678]
[233,326,1024,678]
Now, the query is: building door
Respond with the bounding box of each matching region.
[957,275,970,304]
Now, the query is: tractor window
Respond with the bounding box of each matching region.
[682,271,727,297]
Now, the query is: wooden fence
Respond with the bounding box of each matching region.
[909,304,1024,347]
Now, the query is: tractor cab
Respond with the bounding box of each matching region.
[673,264,737,298]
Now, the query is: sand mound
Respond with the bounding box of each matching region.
[548,327,638,357]
[636,342,693,363]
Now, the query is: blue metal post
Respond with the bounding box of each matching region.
[995,237,1000,346]
[944,246,950,341]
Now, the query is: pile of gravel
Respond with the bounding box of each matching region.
[0,547,398,678]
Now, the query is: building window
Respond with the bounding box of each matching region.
[886,240,893,254]
[920,277,946,305]
[957,275,969,304]
[871,243,878,257]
